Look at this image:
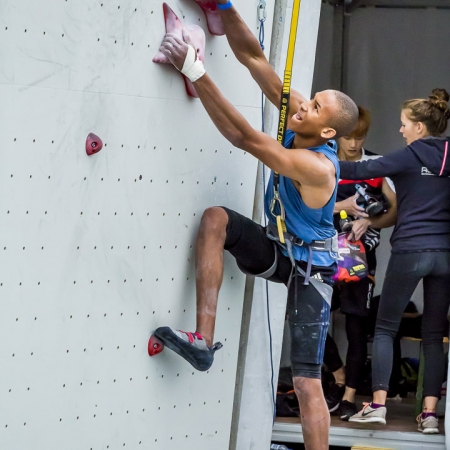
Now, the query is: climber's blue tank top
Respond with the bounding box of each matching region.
[264,129,339,267]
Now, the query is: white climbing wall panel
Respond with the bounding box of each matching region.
[0,0,274,449]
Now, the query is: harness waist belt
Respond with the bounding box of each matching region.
[266,222,338,286]
[266,223,337,253]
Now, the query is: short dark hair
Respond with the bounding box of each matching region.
[348,106,371,138]
[328,91,359,138]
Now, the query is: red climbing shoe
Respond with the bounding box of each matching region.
[153,326,222,371]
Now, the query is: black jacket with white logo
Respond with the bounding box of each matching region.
[340,136,450,253]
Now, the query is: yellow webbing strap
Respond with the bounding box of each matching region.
[276,215,287,243]
[276,0,301,145]
[273,0,301,242]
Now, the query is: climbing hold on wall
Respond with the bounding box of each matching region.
[152,3,206,98]
[192,0,224,36]
[86,133,103,156]
[148,334,165,356]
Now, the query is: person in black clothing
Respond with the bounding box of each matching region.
[341,88,450,435]
[323,107,397,420]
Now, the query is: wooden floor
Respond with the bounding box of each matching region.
[274,396,446,449]
[331,396,445,434]
[277,396,445,433]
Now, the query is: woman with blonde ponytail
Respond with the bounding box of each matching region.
[339,89,450,434]
[402,89,450,139]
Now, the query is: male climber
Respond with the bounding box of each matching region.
[153,2,358,449]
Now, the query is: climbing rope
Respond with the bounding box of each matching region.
[258,0,302,425]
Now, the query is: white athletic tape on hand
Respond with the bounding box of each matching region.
[180,45,205,82]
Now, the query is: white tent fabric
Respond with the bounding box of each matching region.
[345,6,450,152]
[314,5,450,153]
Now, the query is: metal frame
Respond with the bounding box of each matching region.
[229,0,287,447]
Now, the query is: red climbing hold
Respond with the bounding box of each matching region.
[86,133,103,156]
[148,334,165,356]
[152,3,206,98]
[192,0,225,36]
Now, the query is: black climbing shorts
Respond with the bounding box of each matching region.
[221,206,335,379]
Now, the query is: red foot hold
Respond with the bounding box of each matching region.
[86,133,103,156]
[148,335,165,356]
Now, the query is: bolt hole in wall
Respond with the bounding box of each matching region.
[0,0,259,448]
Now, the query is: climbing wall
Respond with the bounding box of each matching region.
[0,1,274,449]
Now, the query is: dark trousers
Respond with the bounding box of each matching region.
[324,317,402,391]
[372,251,450,398]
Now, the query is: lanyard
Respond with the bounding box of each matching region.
[270,0,302,243]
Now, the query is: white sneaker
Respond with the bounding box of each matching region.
[417,414,439,434]
[348,402,386,424]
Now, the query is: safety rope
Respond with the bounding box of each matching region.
[257,0,277,424]
[258,0,302,425]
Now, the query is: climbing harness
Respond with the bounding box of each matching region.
[266,0,338,290]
